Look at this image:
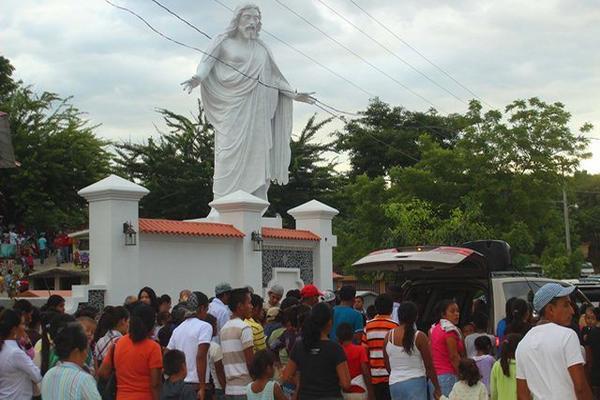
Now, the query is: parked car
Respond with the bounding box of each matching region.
[352,240,590,334]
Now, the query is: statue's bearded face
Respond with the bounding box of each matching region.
[238,8,260,40]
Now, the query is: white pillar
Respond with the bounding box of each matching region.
[288,200,339,291]
[78,175,149,306]
[210,191,268,292]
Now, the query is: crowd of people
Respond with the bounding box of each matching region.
[0,281,599,399]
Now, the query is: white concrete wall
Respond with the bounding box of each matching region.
[138,233,242,299]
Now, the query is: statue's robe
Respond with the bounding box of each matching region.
[197,34,293,200]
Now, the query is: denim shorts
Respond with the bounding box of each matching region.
[389,376,429,400]
[437,373,457,397]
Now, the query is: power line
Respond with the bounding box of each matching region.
[149,0,211,40]
[348,0,493,108]
[316,0,467,105]
[272,0,442,111]
[211,0,375,98]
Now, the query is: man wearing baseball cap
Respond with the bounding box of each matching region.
[208,282,233,335]
[516,283,592,400]
[300,284,322,307]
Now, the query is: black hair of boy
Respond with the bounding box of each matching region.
[251,294,263,310]
[163,349,186,376]
[339,286,357,302]
[159,294,172,305]
[228,288,250,313]
[248,349,275,380]
[474,335,492,354]
[374,294,393,316]
[336,322,353,342]
[54,323,88,361]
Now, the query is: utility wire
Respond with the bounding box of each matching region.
[348,0,493,108]
[316,0,467,105]
[272,0,442,111]
[149,0,211,39]
[211,0,375,99]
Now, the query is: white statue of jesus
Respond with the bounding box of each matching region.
[182,3,314,202]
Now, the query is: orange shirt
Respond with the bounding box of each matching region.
[103,334,162,400]
[362,315,398,384]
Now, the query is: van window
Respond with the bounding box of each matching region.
[503,280,555,303]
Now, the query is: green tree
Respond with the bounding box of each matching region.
[0,85,112,228]
[113,101,214,220]
[571,172,600,271]
[335,98,467,178]
[267,115,340,225]
[0,55,17,100]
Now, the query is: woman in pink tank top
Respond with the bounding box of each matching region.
[430,299,464,397]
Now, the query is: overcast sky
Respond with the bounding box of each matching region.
[2,0,599,172]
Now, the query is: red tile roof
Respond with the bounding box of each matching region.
[262,227,320,241]
[17,290,72,298]
[139,218,244,238]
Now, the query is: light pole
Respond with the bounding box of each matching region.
[563,187,572,255]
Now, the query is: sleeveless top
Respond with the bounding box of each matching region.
[246,380,275,400]
[386,329,426,385]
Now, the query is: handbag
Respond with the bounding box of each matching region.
[100,339,118,400]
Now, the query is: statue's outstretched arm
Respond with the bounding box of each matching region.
[181,43,220,94]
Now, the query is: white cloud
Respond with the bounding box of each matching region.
[1,0,598,172]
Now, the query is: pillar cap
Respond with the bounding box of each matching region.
[288,199,339,220]
[78,174,149,202]
[209,190,269,214]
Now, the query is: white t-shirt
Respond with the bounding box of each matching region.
[516,322,584,399]
[167,317,213,383]
[209,341,224,390]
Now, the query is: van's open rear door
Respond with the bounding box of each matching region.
[352,246,488,279]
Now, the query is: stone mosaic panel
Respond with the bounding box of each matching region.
[262,248,313,288]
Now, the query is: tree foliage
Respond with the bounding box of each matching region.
[113,101,215,220]
[0,84,111,228]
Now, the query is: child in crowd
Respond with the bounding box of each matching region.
[461,322,475,338]
[76,316,97,375]
[490,334,522,400]
[247,350,287,400]
[472,336,495,393]
[442,359,488,400]
[161,349,197,400]
[337,323,372,400]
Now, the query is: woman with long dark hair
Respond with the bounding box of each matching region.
[504,299,531,336]
[41,323,101,399]
[282,302,351,399]
[0,309,42,399]
[384,301,441,400]
[94,306,129,365]
[430,299,464,397]
[490,333,522,400]
[41,295,65,314]
[138,287,159,313]
[98,303,162,400]
[35,312,76,374]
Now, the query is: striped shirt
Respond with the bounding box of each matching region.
[220,317,254,395]
[362,315,398,384]
[244,318,267,352]
[41,362,101,400]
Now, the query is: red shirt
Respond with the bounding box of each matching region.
[342,342,368,393]
[430,323,464,375]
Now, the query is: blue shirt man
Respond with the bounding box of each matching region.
[330,285,364,343]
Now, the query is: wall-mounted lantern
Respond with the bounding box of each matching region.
[123,221,137,246]
[251,231,263,252]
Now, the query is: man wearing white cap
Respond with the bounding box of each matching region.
[264,284,284,313]
[516,283,592,400]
